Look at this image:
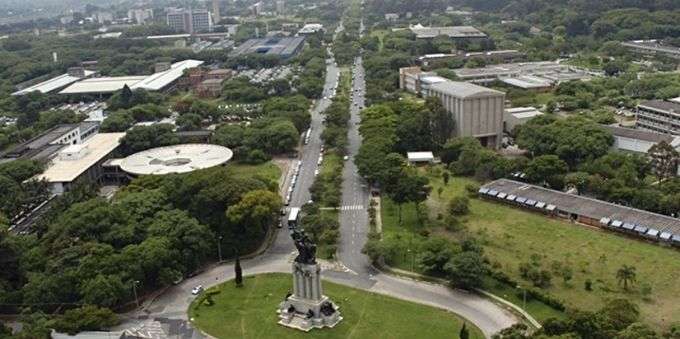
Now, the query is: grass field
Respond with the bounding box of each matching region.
[226,162,282,183]
[380,167,680,329]
[189,273,484,339]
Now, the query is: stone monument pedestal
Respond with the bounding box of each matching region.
[277,262,342,331]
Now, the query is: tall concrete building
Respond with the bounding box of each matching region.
[400,66,505,148]
[212,0,221,24]
[166,9,212,33]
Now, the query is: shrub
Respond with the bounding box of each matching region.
[448,196,470,216]
[465,182,480,196]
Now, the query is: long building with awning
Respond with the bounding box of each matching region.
[480,179,680,246]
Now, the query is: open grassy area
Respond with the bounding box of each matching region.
[226,161,282,183]
[369,29,389,51]
[189,273,484,339]
[380,167,680,329]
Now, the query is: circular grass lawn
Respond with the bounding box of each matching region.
[189,273,484,339]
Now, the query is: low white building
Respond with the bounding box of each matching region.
[504,107,544,133]
[407,151,435,164]
[298,23,324,35]
[603,125,680,154]
[35,133,125,195]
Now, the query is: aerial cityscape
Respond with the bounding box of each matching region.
[0,0,679,338]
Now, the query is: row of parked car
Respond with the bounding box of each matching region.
[285,160,303,206]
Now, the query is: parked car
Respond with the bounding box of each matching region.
[191,285,204,295]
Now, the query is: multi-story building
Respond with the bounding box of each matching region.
[212,0,221,24]
[276,0,285,15]
[399,67,505,149]
[128,9,154,25]
[636,100,680,135]
[166,9,212,33]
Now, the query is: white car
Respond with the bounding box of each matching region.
[314,169,319,176]
[343,155,349,161]
[191,285,204,295]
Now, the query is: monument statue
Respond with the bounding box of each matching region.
[277,229,342,331]
[292,229,317,264]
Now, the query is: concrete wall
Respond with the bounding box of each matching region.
[430,90,504,148]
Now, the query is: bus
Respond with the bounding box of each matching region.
[287,207,301,229]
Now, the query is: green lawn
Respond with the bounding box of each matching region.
[226,162,282,183]
[380,167,680,329]
[189,273,484,339]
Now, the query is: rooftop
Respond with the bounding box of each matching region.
[58,76,148,94]
[36,133,125,183]
[132,59,204,91]
[639,100,680,113]
[408,24,486,39]
[12,70,96,96]
[119,143,233,175]
[482,179,680,236]
[298,23,324,34]
[230,37,305,58]
[603,125,677,144]
[59,60,204,94]
[407,151,434,161]
[0,124,79,160]
[506,107,543,119]
[429,80,504,98]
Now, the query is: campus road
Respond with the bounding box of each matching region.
[120,25,519,339]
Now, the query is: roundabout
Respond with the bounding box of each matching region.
[188,273,484,339]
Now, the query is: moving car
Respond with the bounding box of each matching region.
[191,285,204,295]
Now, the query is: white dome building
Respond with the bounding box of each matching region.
[119,144,233,176]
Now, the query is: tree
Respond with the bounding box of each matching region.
[648,141,679,180]
[425,97,454,148]
[234,253,243,287]
[617,323,659,339]
[616,265,637,291]
[226,190,282,249]
[460,322,470,339]
[448,196,470,216]
[176,113,202,131]
[417,237,454,277]
[387,170,430,223]
[445,251,485,290]
[119,124,180,155]
[599,298,640,331]
[525,155,569,186]
[440,138,481,164]
[515,116,613,167]
[52,305,118,335]
[80,274,126,307]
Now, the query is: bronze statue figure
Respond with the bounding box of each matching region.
[291,229,317,264]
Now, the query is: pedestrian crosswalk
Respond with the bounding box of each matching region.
[340,205,364,211]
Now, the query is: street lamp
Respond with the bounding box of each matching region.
[217,235,223,262]
[406,248,415,272]
[517,285,527,310]
[132,280,140,308]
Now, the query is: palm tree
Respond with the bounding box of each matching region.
[616,265,636,291]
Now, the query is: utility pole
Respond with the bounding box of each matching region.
[517,285,526,310]
[132,280,140,308]
[217,235,223,262]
